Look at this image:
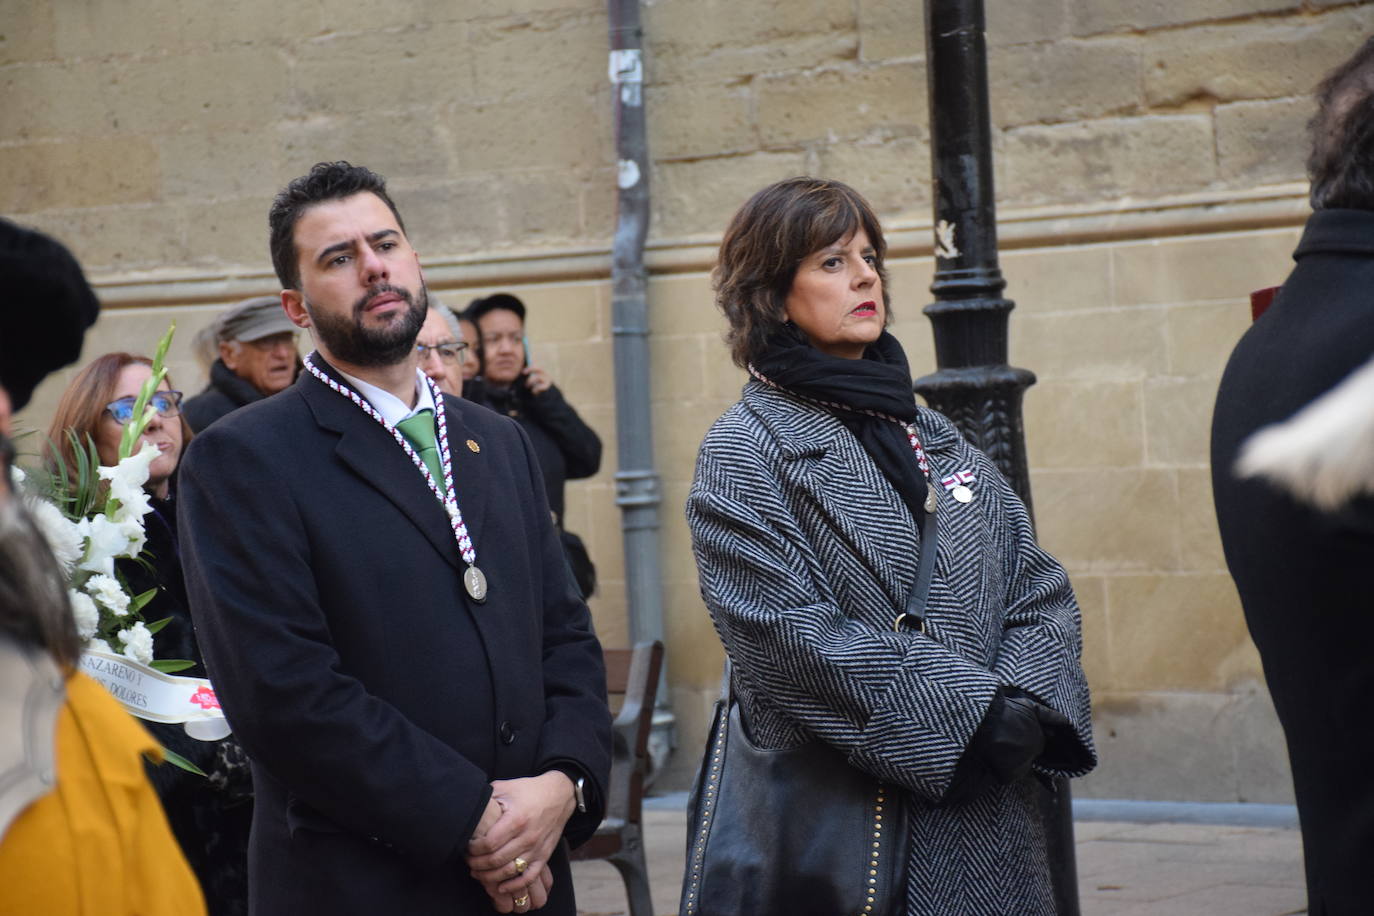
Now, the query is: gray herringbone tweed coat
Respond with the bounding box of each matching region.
[687,381,1096,915]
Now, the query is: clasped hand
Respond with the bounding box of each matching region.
[466,771,576,912]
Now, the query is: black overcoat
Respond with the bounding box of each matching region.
[177,358,612,915]
[1211,208,1374,915]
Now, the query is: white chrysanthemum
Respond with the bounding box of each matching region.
[9,465,25,486]
[68,589,100,640]
[86,573,130,616]
[117,621,154,666]
[24,497,84,575]
[77,515,139,576]
[88,638,114,655]
[99,443,158,523]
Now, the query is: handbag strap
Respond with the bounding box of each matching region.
[894,495,939,633]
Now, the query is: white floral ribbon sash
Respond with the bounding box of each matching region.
[79,650,231,741]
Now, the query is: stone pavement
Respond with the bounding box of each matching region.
[570,797,1306,916]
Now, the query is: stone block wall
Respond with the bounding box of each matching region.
[7,0,1373,800]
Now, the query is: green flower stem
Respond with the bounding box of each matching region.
[107,322,176,518]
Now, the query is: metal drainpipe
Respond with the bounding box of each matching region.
[917,0,1079,912]
[608,0,674,777]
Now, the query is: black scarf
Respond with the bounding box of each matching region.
[752,330,929,525]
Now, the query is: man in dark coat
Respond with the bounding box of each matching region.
[178,162,612,916]
[1211,36,1374,916]
[183,296,302,432]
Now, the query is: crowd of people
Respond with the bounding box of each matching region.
[0,32,1371,916]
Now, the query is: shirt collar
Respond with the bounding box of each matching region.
[335,367,436,426]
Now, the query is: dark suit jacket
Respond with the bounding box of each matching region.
[178,357,612,915]
[1211,208,1374,915]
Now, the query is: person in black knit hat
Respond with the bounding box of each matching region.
[467,293,602,598]
[0,219,101,433]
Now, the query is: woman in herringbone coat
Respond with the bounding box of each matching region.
[684,178,1096,915]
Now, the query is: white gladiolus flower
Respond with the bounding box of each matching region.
[111,487,152,527]
[114,515,147,561]
[77,515,139,576]
[118,621,154,666]
[9,466,25,486]
[86,573,130,616]
[100,443,158,524]
[25,497,84,574]
[68,590,100,640]
[100,441,157,496]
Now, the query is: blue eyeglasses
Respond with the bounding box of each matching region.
[104,390,184,426]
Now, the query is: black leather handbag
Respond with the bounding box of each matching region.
[678,502,939,916]
[679,675,909,916]
[679,496,939,916]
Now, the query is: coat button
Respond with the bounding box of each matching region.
[499,721,516,745]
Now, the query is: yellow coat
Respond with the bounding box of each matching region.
[0,672,206,915]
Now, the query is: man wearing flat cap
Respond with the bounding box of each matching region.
[183,296,301,432]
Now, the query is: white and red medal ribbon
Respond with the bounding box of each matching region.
[302,354,488,599]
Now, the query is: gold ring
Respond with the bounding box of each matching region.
[513,856,528,875]
[514,894,530,908]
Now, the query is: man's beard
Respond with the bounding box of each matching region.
[307,283,428,368]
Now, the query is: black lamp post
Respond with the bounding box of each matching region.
[916,1,1079,912]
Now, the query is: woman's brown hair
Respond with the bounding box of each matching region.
[44,352,193,485]
[713,177,890,368]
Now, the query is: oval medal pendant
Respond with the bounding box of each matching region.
[923,488,938,514]
[952,485,973,504]
[463,565,489,603]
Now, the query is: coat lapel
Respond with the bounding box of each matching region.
[297,364,479,574]
[744,383,921,610]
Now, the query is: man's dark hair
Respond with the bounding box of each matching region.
[713,177,890,369]
[268,161,407,290]
[1309,35,1374,211]
[467,293,527,325]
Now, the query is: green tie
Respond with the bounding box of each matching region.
[395,411,445,495]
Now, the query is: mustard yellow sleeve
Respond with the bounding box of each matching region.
[0,672,206,916]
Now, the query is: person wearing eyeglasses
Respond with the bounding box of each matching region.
[44,353,253,916]
[183,296,302,433]
[415,300,470,398]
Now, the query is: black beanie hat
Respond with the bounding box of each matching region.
[466,292,527,324]
[0,220,101,410]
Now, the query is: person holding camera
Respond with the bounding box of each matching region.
[467,293,602,598]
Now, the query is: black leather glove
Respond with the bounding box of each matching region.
[943,687,1071,805]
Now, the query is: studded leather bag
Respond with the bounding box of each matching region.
[679,481,941,915]
[678,671,911,916]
